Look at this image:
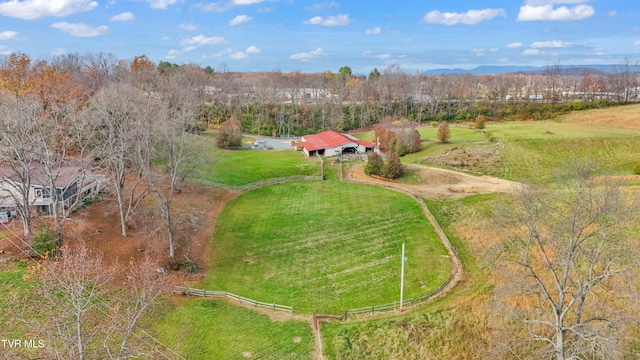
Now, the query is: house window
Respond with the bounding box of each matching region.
[35,188,51,200]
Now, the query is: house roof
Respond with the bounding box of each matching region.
[0,163,85,188]
[295,131,374,151]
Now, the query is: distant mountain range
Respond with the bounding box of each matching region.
[423,65,623,76]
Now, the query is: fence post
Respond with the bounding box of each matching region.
[344,310,348,321]
[313,310,318,331]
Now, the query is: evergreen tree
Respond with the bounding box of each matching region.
[382,152,403,179]
[364,152,383,175]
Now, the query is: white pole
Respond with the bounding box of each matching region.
[400,241,405,310]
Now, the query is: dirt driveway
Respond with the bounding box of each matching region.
[347,163,524,200]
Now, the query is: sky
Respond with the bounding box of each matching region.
[0,0,639,74]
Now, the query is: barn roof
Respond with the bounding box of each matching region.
[295,131,374,151]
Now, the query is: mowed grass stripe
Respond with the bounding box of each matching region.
[203,181,451,313]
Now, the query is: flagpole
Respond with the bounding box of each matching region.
[400,241,405,310]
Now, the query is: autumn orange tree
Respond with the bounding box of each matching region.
[0,52,33,96]
[130,54,156,90]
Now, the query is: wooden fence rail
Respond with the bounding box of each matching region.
[173,286,293,313]
[343,263,459,318]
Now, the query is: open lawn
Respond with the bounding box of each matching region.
[191,135,320,186]
[152,298,314,360]
[201,180,451,313]
[401,119,640,183]
[485,121,640,182]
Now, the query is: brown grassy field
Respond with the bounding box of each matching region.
[560,103,640,130]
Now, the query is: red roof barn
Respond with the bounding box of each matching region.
[294,131,375,157]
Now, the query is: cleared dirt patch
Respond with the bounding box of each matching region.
[424,142,504,174]
[347,163,523,200]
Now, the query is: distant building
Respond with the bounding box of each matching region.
[294,131,375,157]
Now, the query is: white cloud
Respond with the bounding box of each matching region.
[0,45,13,55]
[180,23,198,31]
[307,1,340,11]
[531,40,570,48]
[304,14,350,26]
[506,42,523,48]
[608,10,617,17]
[525,0,589,5]
[423,8,506,25]
[365,27,381,35]
[109,12,134,21]
[523,48,542,55]
[0,0,97,20]
[362,50,372,56]
[0,30,17,40]
[233,0,263,4]
[165,46,197,59]
[51,22,108,37]
[50,48,66,56]
[228,14,252,26]
[376,53,392,60]
[635,40,640,47]
[289,48,327,61]
[517,1,594,21]
[472,48,485,56]
[146,0,177,9]
[181,34,225,45]
[196,1,232,12]
[229,51,246,59]
[216,46,259,60]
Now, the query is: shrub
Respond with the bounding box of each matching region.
[364,152,383,176]
[437,122,451,143]
[31,225,57,257]
[216,116,243,148]
[474,115,486,129]
[396,142,410,157]
[382,152,403,179]
[179,260,200,276]
[430,121,439,127]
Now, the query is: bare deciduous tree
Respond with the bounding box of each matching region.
[147,69,204,259]
[31,246,116,360]
[0,95,44,238]
[492,164,639,360]
[87,82,152,237]
[26,247,167,360]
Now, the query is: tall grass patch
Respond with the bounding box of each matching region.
[203,181,451,313]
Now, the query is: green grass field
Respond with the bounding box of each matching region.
[0,264,31,339]
[152,299,314,360]
[201,180,451,313]
[388,120,640,183]
[191,135,320,186]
